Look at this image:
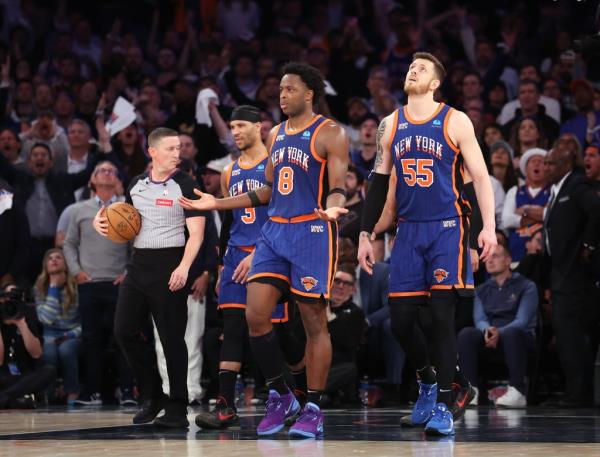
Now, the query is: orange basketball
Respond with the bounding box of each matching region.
[105,202,141,243]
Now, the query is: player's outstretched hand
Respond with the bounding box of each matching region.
[232,253,254,284]
[93,207,108,236]
[357,232,376,275]
[179,188,217,211]
[478,226,497,261]
[314,206,348,221]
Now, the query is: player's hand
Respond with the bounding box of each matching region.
[168,264,189,291]
[314,206,348,222]
[191,272,209,301]
[478,226,497,261]
[76,271,92,284]
[179,189,217,211]
[232,252,254,284]
[93,207,108,236]
[113,273,126,285]
[470,248,480,273]
[357,232,376,275]
[215,268,222,296]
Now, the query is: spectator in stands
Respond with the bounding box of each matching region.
[458,243,537,407]
[343,97,369,151]
[584,144,600,182]
[508,117,548,170]
[486,81,509,119]
[560,80,600,148]
[490,141,518,193]
[0,284,55,409]
[502,80,560,146]
[501,148,550,261]
[19,110,69,161]
[481,123,505,156]
[53,91,77,131]
[459,72,485,112]
[366,66,397,118]
[34,82,55,114]
[0,129,25,171]
[63,161,136,406]
[110,124,148,184]
[543,147,600,405]
[350,113,378,180]
[325,264,365,402]
[10,79,36,125]
[34,248,81,405]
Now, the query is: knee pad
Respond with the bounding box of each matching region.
[220,310,248,363]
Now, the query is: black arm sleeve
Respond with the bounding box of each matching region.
[218,210,233,265]
[464,182,482,250]
[360,173,390,234]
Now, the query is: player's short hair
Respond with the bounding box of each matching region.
[148,127,179,148]
[335,263,357,282]
[412,52,446,83]
[282,61,326,103]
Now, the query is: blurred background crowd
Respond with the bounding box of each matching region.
[0,0,599,410]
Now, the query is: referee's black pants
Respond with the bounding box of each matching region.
[114,248,188,404]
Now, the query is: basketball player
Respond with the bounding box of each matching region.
[194,105,307,430]
[180,62,349,438]
[94,128,206,428]
[358,53,496,436]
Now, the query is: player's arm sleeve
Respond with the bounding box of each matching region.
[464,182,482,250]
[218,210,233,266]
[360,173,390,234]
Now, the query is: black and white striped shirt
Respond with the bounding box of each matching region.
[126,171,204,249]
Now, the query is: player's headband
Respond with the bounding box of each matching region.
[230,105,261,123]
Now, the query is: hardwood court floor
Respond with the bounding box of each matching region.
[0,406,599,456]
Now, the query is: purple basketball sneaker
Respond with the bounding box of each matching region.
[288,402,324,438]
[256,390,300,436]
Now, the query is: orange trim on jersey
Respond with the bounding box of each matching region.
[327,221,334,290]
[443,107,460,153]
[224,162,234,189]
[270,213,319,223]
[389,291,431,297]
[284,114,322,136]
[431,284,475,290]
[268,124,282,154]
[237,245,255,253]
[387,109,399,153]
[317,159,327,210]
[403,102,445,125]
[218,303,246,310]
[456,216,465,288]
[271,302,289,323]
[247,272,291,284]
[237,153,269,170]
[290,287,329,299]
[309,118,329,163]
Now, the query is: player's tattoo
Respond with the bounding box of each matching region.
[374,118,387,171]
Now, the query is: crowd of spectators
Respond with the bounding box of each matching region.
[1,0,600,409]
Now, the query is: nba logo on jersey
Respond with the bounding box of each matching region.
[302,130,311,139]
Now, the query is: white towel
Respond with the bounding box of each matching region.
[106,97,137,136]
[195,88,219,127]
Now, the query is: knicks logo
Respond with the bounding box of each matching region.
[301,276,318,291]
[433,268,449,283]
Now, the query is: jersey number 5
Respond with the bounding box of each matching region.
[277,166,294,195]
[401,159,434,187]
[241,208,256,224]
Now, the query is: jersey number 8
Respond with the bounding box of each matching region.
[401,158,434,187]
[278,166,294,195]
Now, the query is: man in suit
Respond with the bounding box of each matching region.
[544,147,600,405]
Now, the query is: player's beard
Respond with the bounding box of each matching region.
[404,78,432,96]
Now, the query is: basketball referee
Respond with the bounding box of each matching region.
[93,128,205,428]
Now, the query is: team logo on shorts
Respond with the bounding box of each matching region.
[433,268,449,283]
[301,276,318,291]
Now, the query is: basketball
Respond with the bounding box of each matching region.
[105,202,141,243]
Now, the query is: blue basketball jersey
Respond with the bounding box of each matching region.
[390,103,471,221]
[226,156,270,247]
[508,184,551,261]
[268,115,330,219]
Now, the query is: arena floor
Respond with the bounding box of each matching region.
[0,406,599,456]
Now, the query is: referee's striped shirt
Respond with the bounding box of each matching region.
[126,170,205,249]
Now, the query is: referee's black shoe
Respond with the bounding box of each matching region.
[154,401,189,428]
[133,398,165,424]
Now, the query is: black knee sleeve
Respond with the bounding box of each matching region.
[389,298,430,369]
[220,309,248,363]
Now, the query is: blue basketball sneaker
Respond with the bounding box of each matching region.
[425,402,455,436]
[411,381,437,425]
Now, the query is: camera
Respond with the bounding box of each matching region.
[0,289,28,320]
